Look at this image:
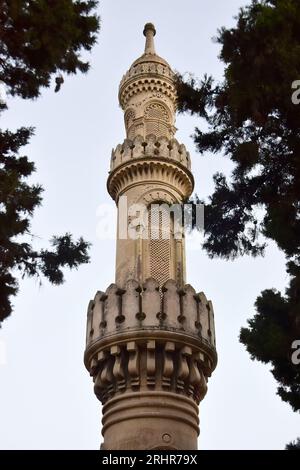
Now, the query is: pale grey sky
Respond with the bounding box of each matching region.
[0,0,298,449]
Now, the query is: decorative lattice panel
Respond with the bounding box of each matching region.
[125,109,135,130]
[145,103,169,122]
[150,238,170,287]
[146,121,159,136]
[146,121,169,138]
[149,208,171,287]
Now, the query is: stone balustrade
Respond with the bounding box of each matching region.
[84,278,217,419]
[86,278,216,351]
[120,61,175,89]
[110,135,191,172]
[119,62,176,107]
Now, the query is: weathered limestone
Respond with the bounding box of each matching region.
[84,23,217,450]
[110,135,191,173]
[85,279,217,450]
[107,23,196,289]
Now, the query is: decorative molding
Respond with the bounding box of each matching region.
[110,135,191,173]
[120,61,175,88]
[86,279,216,347]
[120,78,176,109]
[119,60,176,110]
[86,278,217,408]
[91,338,213,407]
[108,158,194,203]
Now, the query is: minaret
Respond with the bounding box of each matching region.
[84,24,217,450]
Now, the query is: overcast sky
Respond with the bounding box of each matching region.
[0,0,299,450]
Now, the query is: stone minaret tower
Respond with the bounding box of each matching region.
[84,24,217,450]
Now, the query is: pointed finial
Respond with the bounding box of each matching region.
[143,23,156,54]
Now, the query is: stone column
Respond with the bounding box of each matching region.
[85,280,217,450]
[84,23,217,450]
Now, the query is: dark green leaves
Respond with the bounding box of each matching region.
[176,0,300,413]
[0,1,99,323]
[0,0,100,98]
[0,127,91,323]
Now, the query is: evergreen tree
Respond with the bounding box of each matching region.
[176,0,300,411]
[0,0,99,98]
[0,1,100,323]
[286,437,300,450]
